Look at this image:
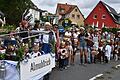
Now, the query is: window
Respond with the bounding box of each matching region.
[72,14,75,18]
[93,14,97,19]
[102,14,106,19]
[75,9,77,12]
[61,9,64,13]
[77,15,80,19]
[60,8,65,13]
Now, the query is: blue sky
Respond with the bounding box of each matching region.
[32,0,120,18]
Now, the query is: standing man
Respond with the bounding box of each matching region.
[78,27,88,65]
[39,22,56,54]
[39,22,56,80]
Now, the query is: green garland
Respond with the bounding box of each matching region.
[102,28,120,33]
[50,39,55,53]
[0,54,6,60]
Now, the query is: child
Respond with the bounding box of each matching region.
[104,40,112,63]
[6,44,16,55]
[5,44,17,60]
[31,44,41,58]
[58,42,67,70]
[0,44,6,54]
[23,44,31,60]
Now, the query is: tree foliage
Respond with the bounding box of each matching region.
[0,0,34,26]
[102,28,120,33]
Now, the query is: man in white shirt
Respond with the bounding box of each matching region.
[39,22,56,54]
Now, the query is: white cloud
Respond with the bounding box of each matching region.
[32,0,120,17]
[103,0,120,4]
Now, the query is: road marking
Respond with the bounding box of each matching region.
[89,74,103,80]
[115,64,120,68]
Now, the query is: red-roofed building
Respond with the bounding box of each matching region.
[56,3,84,26]
[84,1,120,29]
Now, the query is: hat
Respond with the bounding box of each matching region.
[53,24,58,26]
[23,44,29,48]
[101,39,105,42]
[106,40,111,43]
[76,28,79,31]
[79,27,85,30]
[61,41,65,45]
[45,22,52,26]
[117,31,120,33]
[105,32,108,35]
[34,39,39,43]
[95,28,100,31]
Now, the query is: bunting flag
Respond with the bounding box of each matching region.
[92,22,95,28]
[102,22,105,28]
[96,21,99,28]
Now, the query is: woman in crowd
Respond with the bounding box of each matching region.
[71,29,79,65]
[19,19,29,44]
[78,27,88,65]
[53,24,60,61]
[91,29,99,63]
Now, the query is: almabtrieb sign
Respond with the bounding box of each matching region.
[20,54,55,80]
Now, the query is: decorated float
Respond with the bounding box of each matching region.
[0,31,55,80]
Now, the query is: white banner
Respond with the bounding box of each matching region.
[20,54,55,80]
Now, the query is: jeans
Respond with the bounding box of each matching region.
[41,43,51,54]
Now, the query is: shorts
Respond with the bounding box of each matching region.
[79,42,87,50]
[72,45,77,55]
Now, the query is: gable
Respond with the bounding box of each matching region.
[69,6,84,19]
[85,1,120,25]
[85,1,115,22]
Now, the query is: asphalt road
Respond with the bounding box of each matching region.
[49,53,120,80]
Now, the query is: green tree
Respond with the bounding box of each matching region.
[0,0,34,26]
